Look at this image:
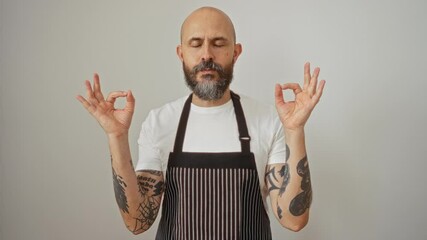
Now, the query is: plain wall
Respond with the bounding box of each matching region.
[1,0,427,239]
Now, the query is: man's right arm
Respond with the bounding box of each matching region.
[76,74,164,234]
[109,134,164,235]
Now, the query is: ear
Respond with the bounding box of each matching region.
[232,43,243,63]
[176,45,184,62]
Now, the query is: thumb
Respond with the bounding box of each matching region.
[125,90,135,111]
[275,84,285,106]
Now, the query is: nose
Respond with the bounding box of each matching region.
[201,44,214,62]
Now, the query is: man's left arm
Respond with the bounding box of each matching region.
[266,62,325,231]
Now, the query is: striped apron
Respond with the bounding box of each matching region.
[156,92,272,240]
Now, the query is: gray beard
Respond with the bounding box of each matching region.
[183,59,234,101]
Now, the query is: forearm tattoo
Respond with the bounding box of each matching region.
[132,170,165,233]
[110,156,164,233]
[265,145,291,219]
[112,167,129,214]
[289,156,312,216]
[111,155,130,214]
[266,145,312,218]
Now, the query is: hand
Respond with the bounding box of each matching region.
[275,62,325,131]
[76,73,135,136]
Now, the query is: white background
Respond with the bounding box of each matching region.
[1,0,427,239]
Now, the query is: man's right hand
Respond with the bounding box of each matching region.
[76,73,135,137]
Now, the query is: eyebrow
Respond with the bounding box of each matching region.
[187,36,229,43]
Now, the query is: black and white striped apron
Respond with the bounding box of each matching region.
[156,92,272,240]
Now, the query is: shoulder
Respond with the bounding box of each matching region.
[237,93,277,120]
[236,92,283,137]
[142,95,188,131]
[148,95,188,119]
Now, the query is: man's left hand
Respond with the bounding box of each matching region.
[275,62,326,131]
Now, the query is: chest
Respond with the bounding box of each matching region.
[183,110,241,152]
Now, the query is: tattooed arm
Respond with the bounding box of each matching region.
[269,62,324,231]
[76,75,164,234]
[109,135,165,235]
[265,130,311,232]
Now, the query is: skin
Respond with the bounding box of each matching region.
[266,62,325,231]
[76,6,325,234]
[177,7,242,107]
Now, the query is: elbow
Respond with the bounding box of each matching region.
[130,229,145,236]
[125,224,148,235]
[122,216,149,235]
[284,221,307,232]
[127,226,142,235]
[279,215,309,232]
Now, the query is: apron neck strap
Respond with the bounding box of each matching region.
[173,91,251,153]
[230,91,251,153]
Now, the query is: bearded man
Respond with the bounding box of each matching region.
[77,6,325,240]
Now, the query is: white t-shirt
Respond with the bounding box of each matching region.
[136,94,286,204]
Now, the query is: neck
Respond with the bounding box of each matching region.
[191,89,231,107]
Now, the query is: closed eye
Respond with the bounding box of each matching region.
[213,37,228,48]
[189,38,203,48]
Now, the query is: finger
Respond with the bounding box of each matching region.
[303,62,311,90]
[312,80,326,104]
[93,73,105,102]
[281,83,303,95]
[76,95,96,114]
[308,67,320,95]
[106,91,128,105]
[125,90,136,112]
[275,84,286,105]
[85,80,99,105]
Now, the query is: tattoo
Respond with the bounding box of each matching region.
[112,167,129,214]
[276,144,291,198]
[133,194,162,233]
[132,170,165,233]
[265,164,290,196]
[289,156,312,216]
[110,156,134,214]
[152,181,165,196]
[265,163,290,219]
[265,166,280,192]
[277,206,283,219]
[136,174,164,197]
[278,164,290,197]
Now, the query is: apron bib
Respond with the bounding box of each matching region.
[156,92,272,240]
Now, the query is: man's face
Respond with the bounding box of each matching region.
[177,8,242,101]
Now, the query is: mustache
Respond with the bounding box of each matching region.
[191,59,224,74]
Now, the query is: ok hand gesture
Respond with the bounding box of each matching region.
[76,73,135,137]
[275,62,325,131]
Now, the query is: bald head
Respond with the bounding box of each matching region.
[180,7,236,43]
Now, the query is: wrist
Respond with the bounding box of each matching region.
[284,127,305,145]
[284,127,305,137]
[106,127,129,139]
[108,132,132,167]
[107,131,129,141]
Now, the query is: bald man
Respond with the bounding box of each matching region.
[77,6,325,239]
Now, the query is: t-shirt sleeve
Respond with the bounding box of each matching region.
[267,116,287,165]
[135,112,163,171]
